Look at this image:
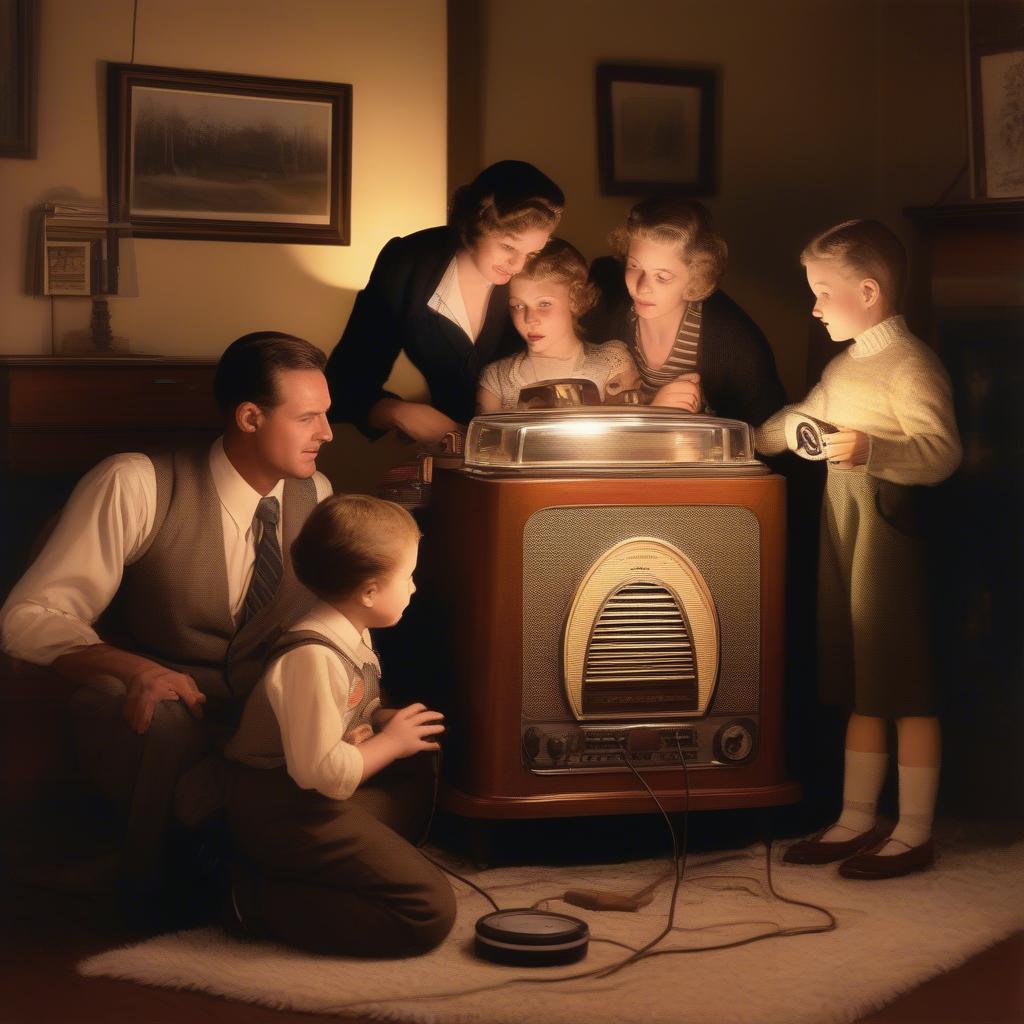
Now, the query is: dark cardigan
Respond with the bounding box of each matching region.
[326,226,524,438]
[583,255,787,427]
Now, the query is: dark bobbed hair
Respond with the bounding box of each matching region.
[800,219,907,307]
[213,331,327,415]
[517,237,599,329]
[608,195,728,301]
[291,494,421,604]
[448,160,564,248]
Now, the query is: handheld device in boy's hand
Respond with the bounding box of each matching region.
[784,412,838,460]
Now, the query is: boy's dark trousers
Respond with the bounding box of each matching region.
[225,751,455,956]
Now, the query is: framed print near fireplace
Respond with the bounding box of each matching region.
[107,63,352,244]
[596,63,717,197]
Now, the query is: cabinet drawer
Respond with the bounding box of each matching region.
[5,365,220,428]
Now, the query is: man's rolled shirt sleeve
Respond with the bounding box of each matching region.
[0,453,154,664]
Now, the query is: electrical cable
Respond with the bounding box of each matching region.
[130,0,139,64]
[338,730,838,1015]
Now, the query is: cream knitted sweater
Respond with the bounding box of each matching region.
[756,316,961,485]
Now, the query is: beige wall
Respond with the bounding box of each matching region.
[0,0,447,489]
[459,0,968,399]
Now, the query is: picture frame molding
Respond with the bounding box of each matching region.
[966,0,1024,199]
[0,0,38,159]
[106,62,352,245]
[596,62,717,197]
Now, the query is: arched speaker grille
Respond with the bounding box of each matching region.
[582,582,697,714]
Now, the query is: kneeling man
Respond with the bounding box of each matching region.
[0,332,333,914]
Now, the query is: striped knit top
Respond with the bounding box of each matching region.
[630,300,703,402]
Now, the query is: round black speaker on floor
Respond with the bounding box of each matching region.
[474,908,589,966]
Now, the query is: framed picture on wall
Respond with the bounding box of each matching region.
[596,63,717,196]
[0,0,37,158]
[107,63,352,244]
[967,0,1024,198]
[44,241,91,296]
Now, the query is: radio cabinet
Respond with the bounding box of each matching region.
[426,469,801,818]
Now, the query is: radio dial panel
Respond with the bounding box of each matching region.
[522,720,757,772]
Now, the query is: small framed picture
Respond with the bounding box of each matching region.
[967,1,1024,198]
[596,63,717,196]
[44,241,91,296]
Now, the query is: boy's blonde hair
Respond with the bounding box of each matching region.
[291,494,421,604]
[800,219,907,307]
[517,237,599,324]
[608,195,727,301]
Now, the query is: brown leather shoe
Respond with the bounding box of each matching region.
[839,838,935,879]
[782,824,890,865]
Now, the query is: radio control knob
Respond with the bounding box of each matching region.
[546,735,566,759]
[523,728,542,760]
[714,721,755,763]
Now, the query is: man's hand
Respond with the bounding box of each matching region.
[53,642,207,735]
[123,663,206,734]
[823,429,870,470]
[379,702,445,758]
[391,401,460,444]
[650,373,703,412]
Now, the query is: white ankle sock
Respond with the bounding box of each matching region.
[876,762,939,856]
[821,749,889,842]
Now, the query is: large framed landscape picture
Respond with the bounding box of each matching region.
[107,64,352,244]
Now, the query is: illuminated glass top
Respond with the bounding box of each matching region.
[463,408,765,475]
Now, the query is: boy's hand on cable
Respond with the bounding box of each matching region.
[380,702,445,758]
[823,429,870,469]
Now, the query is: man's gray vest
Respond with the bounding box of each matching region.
[224,628,381,769]
[110,448,318,713]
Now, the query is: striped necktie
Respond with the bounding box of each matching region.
[242,496,282,624]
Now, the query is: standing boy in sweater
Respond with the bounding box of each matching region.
[756,220,961,879]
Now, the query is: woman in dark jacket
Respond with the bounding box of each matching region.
[585,196,785,427]
[326,161,564,443]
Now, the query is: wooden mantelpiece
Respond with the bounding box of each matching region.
[0,356,220,475]
[905,200,1024,311]
[0,355,221,590]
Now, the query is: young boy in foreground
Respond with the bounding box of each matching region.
[224,494,455,953]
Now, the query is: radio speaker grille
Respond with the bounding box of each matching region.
[583,582,698,714]
[522,505,760,718]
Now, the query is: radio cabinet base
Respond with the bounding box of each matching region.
[439,778,802,819]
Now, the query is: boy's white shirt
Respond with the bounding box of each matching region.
[264,601,382,801]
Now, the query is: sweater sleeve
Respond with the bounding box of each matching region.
[264,644,365,800]
[325,236,408,440]
[754,383,828,456]
[866,357,962,485]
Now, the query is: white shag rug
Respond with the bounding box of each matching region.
[79,827,1024,1024]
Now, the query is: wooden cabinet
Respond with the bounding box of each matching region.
[0,356,220,475]
[0,356,221,590]
[904,201,1024,818]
